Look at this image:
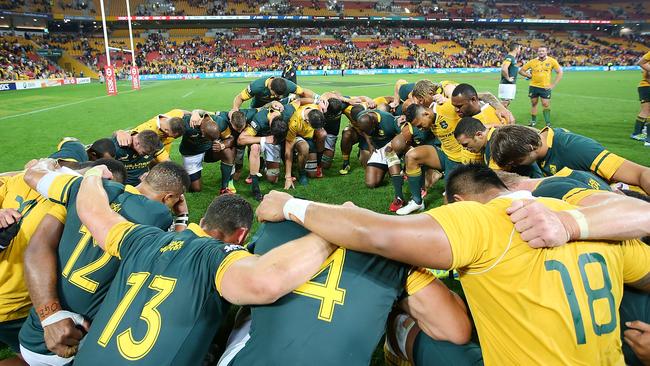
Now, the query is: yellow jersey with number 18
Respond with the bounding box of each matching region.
[426,192,650,365]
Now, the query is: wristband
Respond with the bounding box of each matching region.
[36,300,61,321]
[260,136,267,150]
[41,310,85,328]
[313,93,321,103]
[283,198,311,224]
[36,171,63,199]
[174,213,189,227]
[565,209,589,240]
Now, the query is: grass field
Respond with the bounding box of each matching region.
[1,71,648,363]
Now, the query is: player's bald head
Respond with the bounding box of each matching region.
[200,117,220,141]
[355,113,375,134]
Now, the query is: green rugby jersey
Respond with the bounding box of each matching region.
[532,167,611,204]
[240,77,299,108]
[398,82,415,102]
[112,137,161,186]
[231,221,435,366]
[18,174,172,355]
[485,128,544,178]
[324,97,351,136]
[537,127,625,181]
[408,123,436,147]
[500,54,518,84]
[49,138,88,163]
[73,222,251,366]
[178,113,231,156]
[357,109,400,148]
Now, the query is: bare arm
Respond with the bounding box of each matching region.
[400,280,472,344]
[284,140,296,189]
[77,174,127,250]
[477,92,505,110]
[518,68,531,78]
[219,234,336,305]
[297,87,315,99]
[501,62,511,80]
[237,131,265,146]
[550,66,563,89]
[232,94,245,111]
[256,191,454,269]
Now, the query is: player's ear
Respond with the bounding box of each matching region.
[452,194,465,202]
[224,227,249,246]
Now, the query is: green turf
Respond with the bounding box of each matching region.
[0,71,648,363]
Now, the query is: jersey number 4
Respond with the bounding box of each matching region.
[98,272,177,360]
[293,248,347,322]
[545,252,616,345]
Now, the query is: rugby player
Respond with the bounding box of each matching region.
[18,161,190,365]
[282,101,326,189]
[498,43,522,108]
[219,220,471,366]
[256,163,650,365]
[519,46,563,127]
[232,76,314,110]
[111,130,163,186]
[396,84,505,215]
[49,137,116,167]
[631,50,650,145]
[69,178,337,365]
[489,125,650,194]
[114,109,186,162]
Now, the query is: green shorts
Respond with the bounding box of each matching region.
[620,287,650,366]
[528,86,551,99]
[0,317,26,353]
[638,86,650,104]
[434,147,460,178]
[413,332,484,366]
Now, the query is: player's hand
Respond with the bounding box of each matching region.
[212,141,225,152]
[396,115,407,125]
[624,321,650,364]
[256,190,294,222]
[43,317,90,358]
[318,99,328,113]
[115,130,132,147]
[389,100,400,109]
[495,107,515,125]
[431,94,447,105]
[172,194,188,216]
[508,77,515,83]
[189,110,203,127]
[84,165,113,180]
[265,136,276,145]
[506,199,574,248]
[366,100,377,109]
[0,208,21,228]
[270,101,284,112]
[283,176,295,190]
[24,159,39,170]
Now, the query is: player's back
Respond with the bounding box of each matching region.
[427,193,650,365]
[74,224,241,366]
[230,221,412,366]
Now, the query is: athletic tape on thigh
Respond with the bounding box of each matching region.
[266,168,280,176]
[321,154,333,163]
[305,160,317,172]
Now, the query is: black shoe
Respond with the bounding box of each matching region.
[253,190,264,202]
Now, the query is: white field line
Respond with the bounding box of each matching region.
[181,91,194,98]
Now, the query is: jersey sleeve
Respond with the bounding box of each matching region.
[566,134,625,180]
[502,57,512,67]
[122,195,173,230]
[213,245,254,295]
[286,121,298,143]
[104,221,163,259]
[46,175,82,206]
[285,80,298,94]
[521,60,532,71]
[621,239,650,284]
[153,148,170,163]
[239,84,254,101]
[405,267,436,295]
[167,109,186,118]
[44,200,67,224]
[0,176,8,203]
[552,58,561,70]
[424,202,490,270]
[532,180,580,201]
[561,188,604,206]
[243,126,257,137]
[131,120,156,134]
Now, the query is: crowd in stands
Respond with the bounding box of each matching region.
[0,0,50,13]
[0,38,66,81]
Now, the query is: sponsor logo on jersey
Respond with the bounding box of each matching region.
[223,244,244,253]
[160,240,184,253]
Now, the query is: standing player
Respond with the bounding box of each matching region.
[219,220,471,366]
[281,60,297,84]
[631,50,650,145]
[489,125,650,194]
[232,76,314,110]
[519,46,563,127]
[498,44,522,108]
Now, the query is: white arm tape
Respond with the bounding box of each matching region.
[36,171,63,199]
[283,198,311,224]
[41,310,85,327]
[260,137,267,151]
[565,209,590,240]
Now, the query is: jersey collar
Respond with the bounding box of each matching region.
[188,223,211,238]
[124,185,141,195]
[540,126,555,148]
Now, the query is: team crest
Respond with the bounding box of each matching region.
[588,179,601,190]
[440,121,448,129]
[549,165,557,174]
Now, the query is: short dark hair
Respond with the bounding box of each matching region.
[89,138,116,158]
[355,112,375,134]
[203,194,253,234]
[508,43,521,52]
[454,117,487,139]
[451,83,478,99]
[230,111,247,132]
[135,130,161,156]
[490,125,542,168]
[348,105,366,121]
[270,78,288,96]
[446,163,507,203]
[325,98,344,118]
[144,161,190,194]
[269,116,288,143]
[404,103,424,123]
[167,117,186,137]
[307,109,325,129]
[83,158,127,184]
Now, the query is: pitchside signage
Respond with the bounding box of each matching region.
[0,83,16,92]
[105,65,117,96]
[131,66,141,90]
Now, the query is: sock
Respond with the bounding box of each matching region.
[391,174,404,200]
[251,174,260,192]
[316,152,323,167]
[299,169,307,178]
[406,168,423,204]
[342,154,350,167]
[531,114,537,123]
[543,109,551,125]
[220,163,233,189]
[634,115,646,135]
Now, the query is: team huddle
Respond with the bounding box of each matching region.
[1,45,650,366]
